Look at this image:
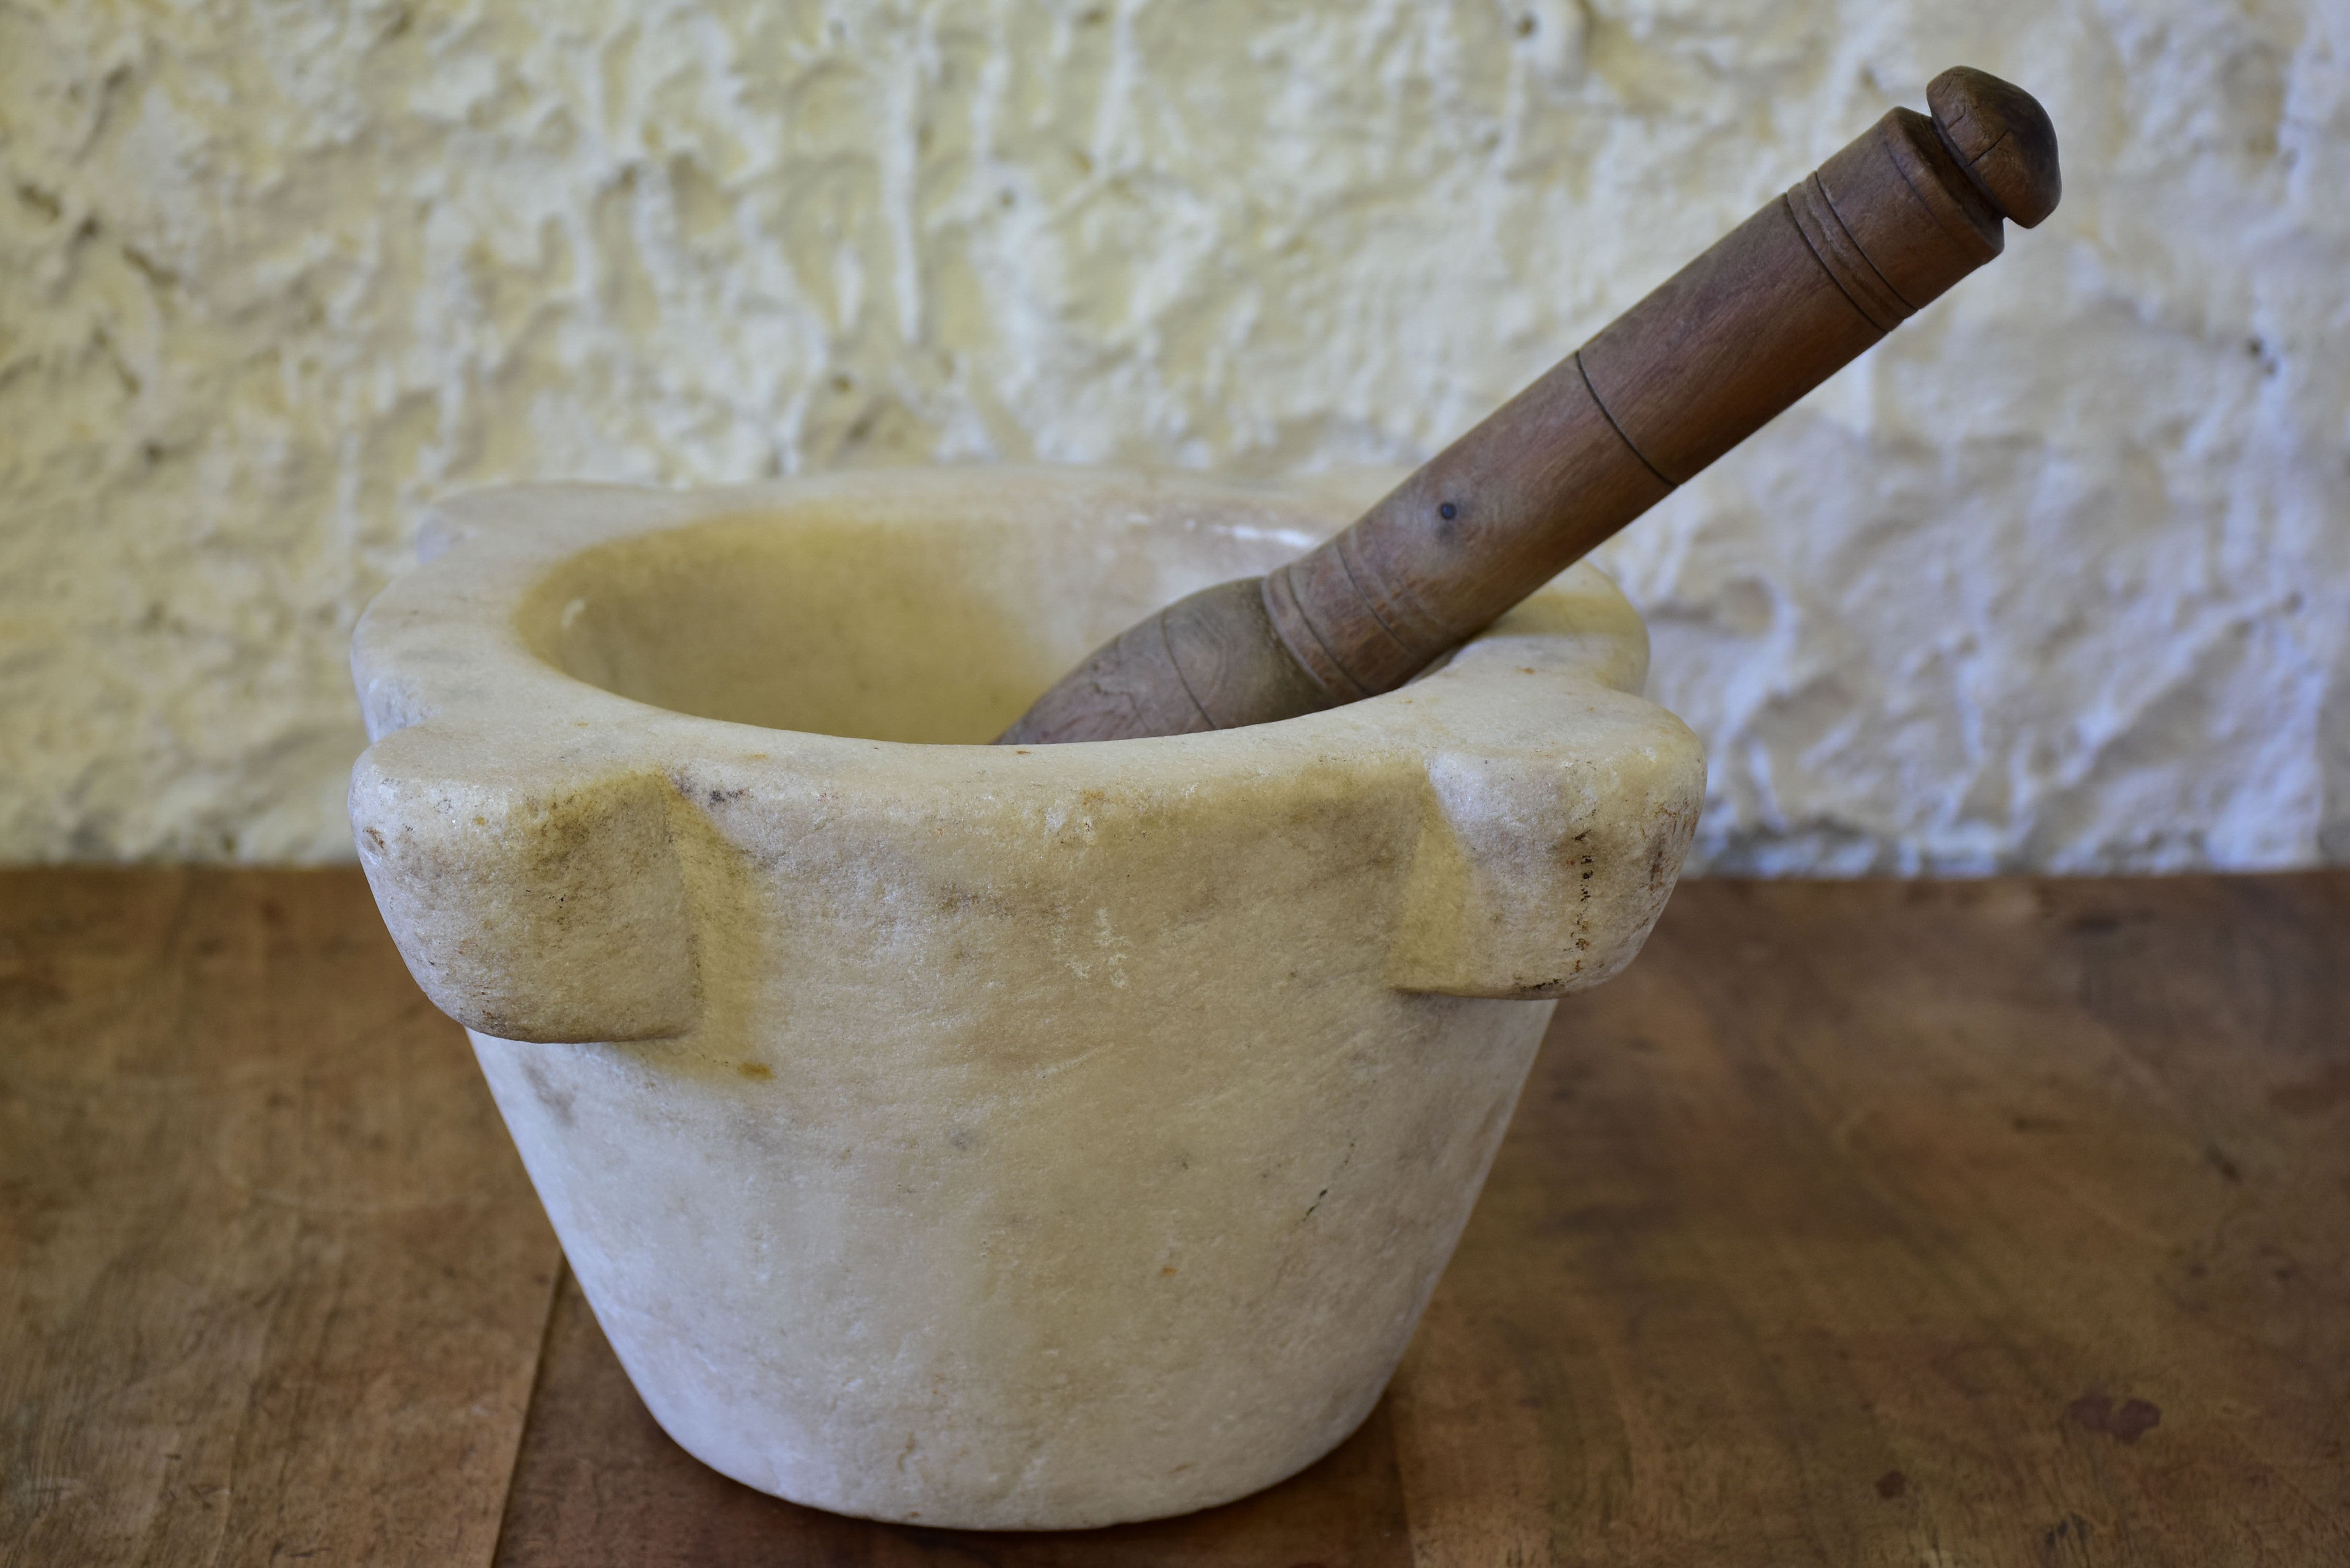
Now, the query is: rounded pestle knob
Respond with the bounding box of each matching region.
[1927,67,2061,228]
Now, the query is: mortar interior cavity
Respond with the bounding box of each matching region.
[518,505,1301,743]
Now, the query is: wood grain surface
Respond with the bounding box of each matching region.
[5,869,2345,1566]
[0,870,561,1567]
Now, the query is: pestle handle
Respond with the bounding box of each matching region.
[998,68,2059,745]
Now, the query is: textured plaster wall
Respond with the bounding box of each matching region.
[2,0,2344,870]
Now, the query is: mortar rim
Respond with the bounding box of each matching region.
[349,464,1666,785]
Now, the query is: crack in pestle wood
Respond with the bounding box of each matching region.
[997,66,2060,746]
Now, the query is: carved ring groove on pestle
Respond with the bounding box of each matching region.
[1785,173,1915,332]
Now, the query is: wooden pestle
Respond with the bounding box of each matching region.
[998,67,2060,745]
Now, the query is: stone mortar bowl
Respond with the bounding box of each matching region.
[348,465,1705,1530]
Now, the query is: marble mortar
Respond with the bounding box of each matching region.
[348,465,1705,1528]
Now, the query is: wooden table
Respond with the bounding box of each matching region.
[3,869,2344,1565]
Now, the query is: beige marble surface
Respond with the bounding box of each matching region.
[348,467,1702,1527]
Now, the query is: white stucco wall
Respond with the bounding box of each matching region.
[2,0,2343,870]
